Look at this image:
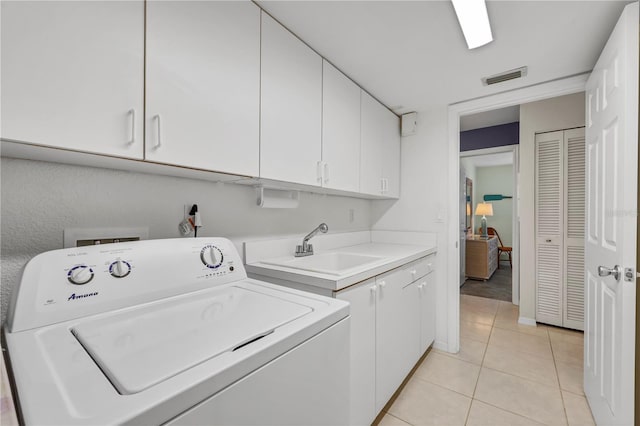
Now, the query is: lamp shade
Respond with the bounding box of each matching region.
[475,202,493,216]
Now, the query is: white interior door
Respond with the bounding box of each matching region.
[584,3,638,425]
[564,128,586,330]
[460,166,467,285]
[535,130,564,327]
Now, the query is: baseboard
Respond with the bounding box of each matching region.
[432,340,451,352]
[518,316,537,326]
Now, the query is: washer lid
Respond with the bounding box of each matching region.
[71,285,313,395]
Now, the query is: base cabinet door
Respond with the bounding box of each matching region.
[1,1,144,158]
[375,270,420,412]
[419,271,436,353]
[336,279,376,426]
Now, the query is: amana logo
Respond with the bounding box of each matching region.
[68,292,99,301]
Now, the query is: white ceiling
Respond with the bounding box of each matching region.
[462,152,513,168]
[257,1,631,114]
[460,105,519,131]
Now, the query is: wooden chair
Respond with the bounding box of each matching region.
[487,227,512,268]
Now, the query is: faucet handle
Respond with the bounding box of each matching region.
[295,243,313,257]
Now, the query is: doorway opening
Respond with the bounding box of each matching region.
[446,74,588,355]
[460,147,516,303]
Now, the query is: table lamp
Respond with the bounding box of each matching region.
[475,202,493,238]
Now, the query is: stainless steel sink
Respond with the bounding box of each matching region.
[262,252,384,275]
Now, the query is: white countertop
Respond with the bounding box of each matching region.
[246,242,436,292]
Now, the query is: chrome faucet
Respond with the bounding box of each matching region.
[295,223,328,257]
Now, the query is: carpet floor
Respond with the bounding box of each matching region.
[460,263,512,302]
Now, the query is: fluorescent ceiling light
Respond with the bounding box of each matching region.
[451,0,493,49]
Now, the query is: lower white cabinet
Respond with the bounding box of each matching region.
[375,268,420,412]
[335,255,436,424]
[419,268,437,353]
[335,279,376,426]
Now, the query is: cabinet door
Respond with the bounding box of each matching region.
[145,1,260,176]
[375,270,420,412]
[1,1,144,159]
[382,111,401,198]
[420,272,436,353]
[360,92,385,195]
[336,279,377,426]
[360,92,400,197]
[322,61,361,192]
[260,12,322,186]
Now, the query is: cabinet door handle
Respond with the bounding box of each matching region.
[370,285,377,295]
[127,109,136,145]
[154,114,162,149]
[378,281,386,288]
[411,269,417,276]
[317,161,323,184]
[323,162,329,184]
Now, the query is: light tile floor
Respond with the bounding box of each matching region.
[379,295,594,426]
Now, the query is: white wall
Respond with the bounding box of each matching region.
[371,106,450,347]
[475,165,514,246]
[0,158,372,325]
[519,92,585,321]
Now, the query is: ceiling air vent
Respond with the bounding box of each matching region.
[482,66,528,86]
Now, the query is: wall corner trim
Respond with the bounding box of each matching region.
[518,316,537,326]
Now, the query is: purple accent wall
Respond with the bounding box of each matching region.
[460,122,519,152]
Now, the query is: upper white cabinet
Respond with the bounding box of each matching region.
[145,1,260,176]
[1,1,144,159]
[321,61,361,192]
[260,12,322,186]
[360,92,401,198]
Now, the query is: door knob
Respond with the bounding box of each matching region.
[598,265,622,281]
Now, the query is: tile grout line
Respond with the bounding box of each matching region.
[468,301,565,426]
[382,411,412,426]
[410,371,477,400]
[463,298,497,425]
[549,329,571,426]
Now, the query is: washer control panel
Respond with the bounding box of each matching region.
[9,238,247,332]
[200,245,223,269]
[109,259,131,278]
[67,265,94,285]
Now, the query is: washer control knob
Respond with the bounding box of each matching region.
[200,245,224,269]
[109,259,132,278]
[68,265,94,285]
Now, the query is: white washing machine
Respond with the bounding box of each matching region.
[3,238,350,425]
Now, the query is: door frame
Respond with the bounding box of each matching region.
[460,145,519,305]
[446,73,589,353]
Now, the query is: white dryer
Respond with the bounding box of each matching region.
[3,238,350,425]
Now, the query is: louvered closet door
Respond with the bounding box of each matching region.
[535,131,564,326]
[564,128,585,330]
